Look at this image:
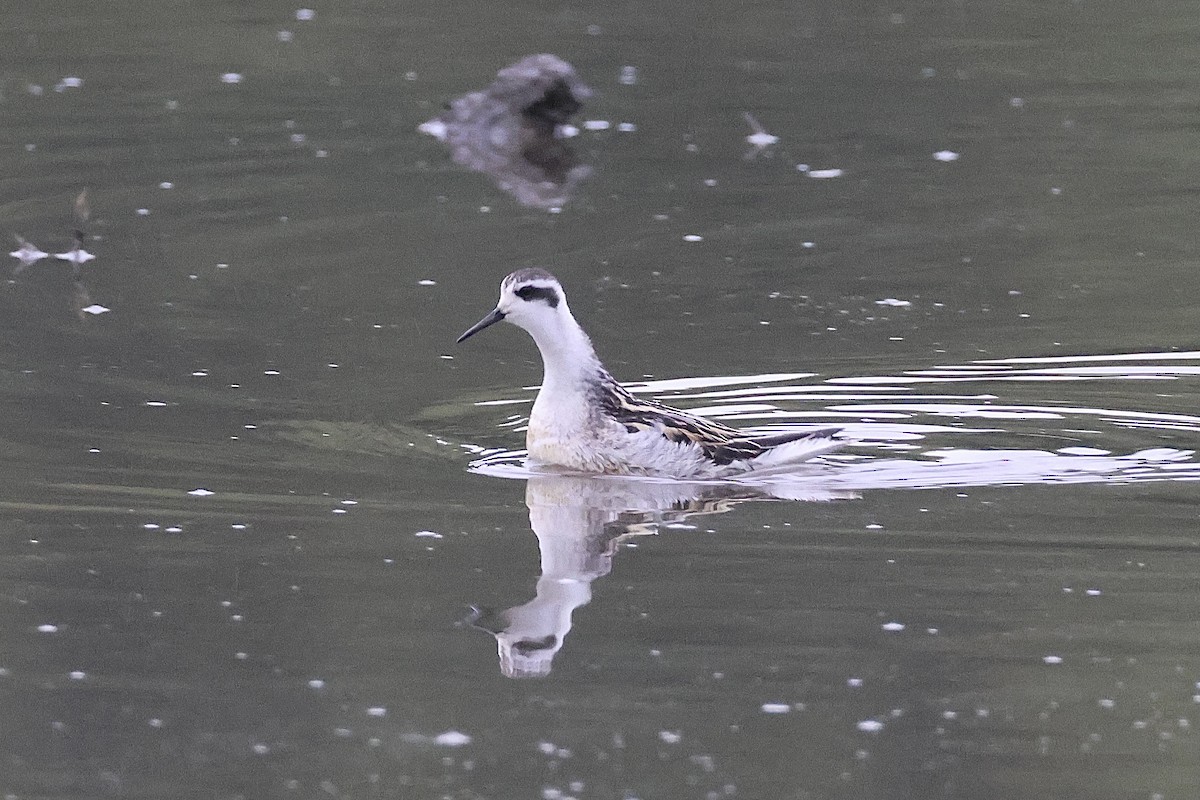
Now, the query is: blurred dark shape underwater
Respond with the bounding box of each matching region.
[419,54,594,210]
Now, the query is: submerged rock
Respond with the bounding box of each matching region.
[419,54,593,210]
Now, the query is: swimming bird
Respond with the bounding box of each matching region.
[456,269,844,479]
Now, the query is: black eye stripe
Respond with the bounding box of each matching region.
[514,285,560,307]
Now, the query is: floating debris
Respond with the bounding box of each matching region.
[80,304,110,315]
[744,112,780,156]
[933,150,960,162]
[806,168,845,179]
[220,73,243,85]
[419,54,594,210]
[9,235,49,272]
[875,298,912,308]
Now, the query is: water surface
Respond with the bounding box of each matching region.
[1,2,1198,799]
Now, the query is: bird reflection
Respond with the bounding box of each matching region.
[419,54,593,210]
[469,473,855,679]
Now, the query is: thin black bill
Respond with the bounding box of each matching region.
[456,307,506,343]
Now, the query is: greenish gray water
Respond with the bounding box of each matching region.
[1,2,1198,799]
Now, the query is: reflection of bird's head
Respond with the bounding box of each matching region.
[466,574,591,679]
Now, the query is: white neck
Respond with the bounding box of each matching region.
[523,305,603,395]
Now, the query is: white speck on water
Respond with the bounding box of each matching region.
[418,119,448,139]
[658,730,682,744]
[921,66,937,78]
[807,168,844,179]
[418,279,437,286]
[1044,655,1064,665]
[617,122,636,132]
[557,124,579,138]
[69,671,86,680]
[927,627,939,635]
[136,208,151,216]
[148,718,164,728]
[88,448,100,453]
[583,119,611,130]
[308,679,325,689]
[340,500,358,506]
[263,370,281,376]
[882,622,906,632]
[165,526,182,534]
[703,178,717,187]
[28,83,44,96]
[143,524,160,531]
[943,710,959,720]
[1010,97,1026,108]
[332,508,347,515]
[295,8,316,20]
[277,30,294,42]
[865,523,883,530]
[334,727,353,738]
[56,76,83,91]
[761,703,791,714]
[81,305,110,315]
[158,181,174,189]
[1086,588,1102,596]
[366,706,387,717]
[289,133,307,144]
[435,730,472,747]
[683,234,703,242]
[144,401,168,408]
[415,530,443,539]
[619,65,638,85]
[1099,698,1115,709]
[235,651,248,660]
[252,743,270,755]
[875,298,912,307]
[1051,187,1063,195]
[38,624,59,633]
[847,678,863,687]
[933,150,960,162]
[856,720,884,733]
[187,488,214,497]
[231,524,247,530]
[220,73,243,85]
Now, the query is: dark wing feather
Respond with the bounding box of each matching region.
[591,374,836,466]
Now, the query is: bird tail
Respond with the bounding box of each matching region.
[747,427,844,474]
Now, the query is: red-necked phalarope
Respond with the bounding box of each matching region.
[457,268,844,478]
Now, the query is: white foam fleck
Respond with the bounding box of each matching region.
[38,624,59,633]
[308,679,326,689]
[435,730,472,747]
[856,720,884,733]
[366,706,386,717]
[882,622,906,632]
[69,671,86,680]
[1044,655,1063,665]
[296,8,316,21]
[760,703,791,714]
[81,305,110,315]
[683,234,703,242]
[220,73,243,85]
[658,730,682,744]
[583,119,611,130]
[187,488,214,497]
[415,530,443,539]
[807,168,844,179]
[875,298,912,307]
[933,150,960,162]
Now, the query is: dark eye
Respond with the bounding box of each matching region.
[514,285,560,307]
